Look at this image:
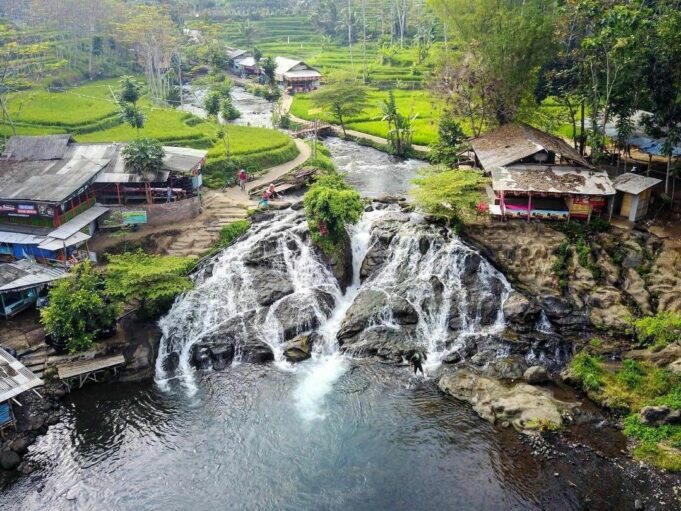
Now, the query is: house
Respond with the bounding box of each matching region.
[0,259,66,318]
[0,346,43,433]
[0,135,207,264]
[227,49,251,73]
[470,123,616,221]
[232,56,259,76]
[274,57,321,92]
[611,173,662,222]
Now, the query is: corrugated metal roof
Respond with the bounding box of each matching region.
[0,259,66,293]
[0,347,44,403]
[284,70,322,79]
[491,165,615,195]
[38,231,90,251]
[2,134,73,161]
[228,49,248,60]
[0,232,44,245]
[471,123,591,170]
[235,57,257,67]
[162,147,207,174]
[612,173,662,195]
[47,206,108,240]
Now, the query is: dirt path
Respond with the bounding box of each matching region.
[90,139,311,259]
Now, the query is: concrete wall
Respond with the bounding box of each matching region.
[121,196,201,226]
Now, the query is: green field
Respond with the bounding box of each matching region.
[290,89,441,146]
[2,79,299,188]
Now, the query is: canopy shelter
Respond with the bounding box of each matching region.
[0,346,44,432]
[0,259,66,317]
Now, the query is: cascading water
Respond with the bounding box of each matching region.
[340,211,511,370]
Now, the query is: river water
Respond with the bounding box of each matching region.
[0,138,671,510]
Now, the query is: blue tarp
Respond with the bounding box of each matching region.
[0,402,12,427]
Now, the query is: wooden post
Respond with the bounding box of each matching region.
[500,190,506,221]
[116,184,121,205]
[527,193,532,223]
[587,201,593,224]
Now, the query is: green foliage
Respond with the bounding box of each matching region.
[105,251,194,318]
[429,115,467,168]
[204,91,221,118]
[262,56,276,85]
[410,167,485,224]
[624,415,681,471]
[381,89,415,156]
[221,97,241,121]
[121,138,165,175]
[219,220,250,247]
[569,352,604,391]
[310,78,370,136]
[303,173,363,253]
[634,312,681,349]
[40,262,120,354]
[119,103,145,133]
[304,141,336,173]
[117,76,142,106]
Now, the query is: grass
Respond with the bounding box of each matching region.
[291,88,441,146]
[568,352,681,470]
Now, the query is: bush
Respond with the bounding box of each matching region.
[569,352,604,391]
[634,311,681,349]
[40,262,120,353]
[219,220,250,246]
[411,167,485,224]
[121,138,165,174]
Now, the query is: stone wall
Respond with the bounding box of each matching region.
[122,197,201,226]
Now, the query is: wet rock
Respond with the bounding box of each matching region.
[0,449,21,470]
[503,292,540,327]
[9,437,30,455]
[17,461,34,475]
[375,193,405,204]
[253,270,294,306]
[634,498,644,511]
[291,200,304,211]
[249,211,276,223]
[625,344,681,370]
[337,289,417,341]
[485,356,526,380]
[272,290,335,341]
[161,352,180,373]
[126,343,151,372]
[442,351,462,364]
[208,345,235,369]
[239,340,274,363]
[623,268,652,315]
[540,295,573,320]
[439,370,574,432]
[524,366,551,385]
[284,333,317,362]
[640,406,681,426]
[340,326,419,362]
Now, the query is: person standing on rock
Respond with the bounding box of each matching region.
[238,168,248,191]
[410,351,426,376]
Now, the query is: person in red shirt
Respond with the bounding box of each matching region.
[238,169,248,191]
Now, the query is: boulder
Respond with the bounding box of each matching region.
[539,295,573,320]
[337,289,417,341]
[284,333,316,362]
[253,270,294,306]
[126,343,151,372]
[339,326,420,361]
[0,449,21,470]
[640,405,681,426]
[375,193,405,204]
[502,292,539,326]
[272,290,335,341]
[439,370,573,432]
[625,344,681,369]
[239,340,274,363]
[8,437,30,455]
[523,366,551,385]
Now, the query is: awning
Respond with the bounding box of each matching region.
[48,206,108,240]
[0,232,45,245]
[0,259,67,293]
[0,347,43,403]
[38,231,90,251]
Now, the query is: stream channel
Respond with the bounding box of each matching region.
[0,90,673,510]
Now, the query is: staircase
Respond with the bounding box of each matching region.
[19,346,49,379]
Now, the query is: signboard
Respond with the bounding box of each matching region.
[122,210,147,225]
[0,203,54,218]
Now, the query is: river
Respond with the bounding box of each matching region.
[0,137,672,511]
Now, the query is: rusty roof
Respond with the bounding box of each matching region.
[491,165,615,195]
[612,173,662,195]
[471,123,590,170]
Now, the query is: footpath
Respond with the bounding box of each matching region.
[89,138,311,258]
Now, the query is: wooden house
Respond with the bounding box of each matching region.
[611,173,662,222]
[470,123,616,221]
[274,57,321,92]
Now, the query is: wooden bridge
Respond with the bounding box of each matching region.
[291,121,334,138]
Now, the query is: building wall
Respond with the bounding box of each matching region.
[121,196,201,226]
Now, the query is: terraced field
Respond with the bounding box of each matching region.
[2,79,299,188]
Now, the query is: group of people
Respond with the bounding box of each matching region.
[234,168,279,209]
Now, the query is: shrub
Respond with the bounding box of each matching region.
[40,262,120,353]
[634,311,681,349]
[219,220,250,246]
[569,352,604,391]
[411,167,485,224]
[121,138,165,174]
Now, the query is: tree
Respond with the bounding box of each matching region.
[430,114,467,168]
[40,262,120,353]
[204,91,221,118]
[253,48,262,63]
[119,103,146,135]
[118,76,142,105]
[105,251,194,318]
[237,20,259,47]
[430,0,557,127]
[221,97,241,121]
[261,56,276,85]
[304,173,363,255]
[122,138,165,175]
[381,89,415,156]
[411,167,485,223]
[310,77,369,136]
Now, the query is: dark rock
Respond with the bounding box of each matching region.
[634,498,645,511]
[503,292,540,326]
[639,405,681,426]
[540,295,573,319]
[161,352,180,373]
[375,193,404,204]
[523,365,551,384]
[239,340,274,363]
[272,290,335,341]
[17,461,34,475]
[208,345,235,369]
[126,343,151,372]
[253,270,294,306]
[337,289,417,341]
[249,211,276,223]
[340,326,419,361]
[284,333,317,362]
[9,437,29,455]
[442,351,462,364]
[291,200,304,211]
[0,449,21,470]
